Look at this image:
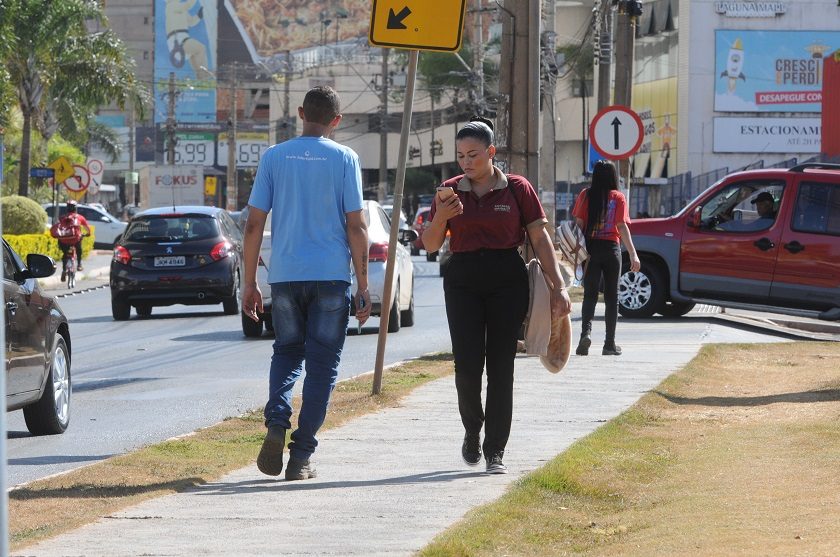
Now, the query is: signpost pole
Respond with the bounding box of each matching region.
[372,49,418,395]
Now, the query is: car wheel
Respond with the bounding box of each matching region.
[387,286,401,333]
[426,251,438,262]
[242,312,264,338]
[136,304,152,318]
[618,262,666,318]
[659,300,696,318]
[400,285,415,327]
[23,335,71,435]
[112,296,131,321]
[223,272,241,315]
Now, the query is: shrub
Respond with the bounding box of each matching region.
[2,195,48,234]
[5,230,95,264]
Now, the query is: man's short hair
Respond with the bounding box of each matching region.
[751,191,774,205]
[303,86,341,126]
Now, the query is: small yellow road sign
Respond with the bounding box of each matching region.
[204,176,217,196]
[48,156,75,184]
[369,0,467,52]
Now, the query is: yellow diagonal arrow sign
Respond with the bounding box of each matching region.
[48,156,75,184]
[369,0,467,52]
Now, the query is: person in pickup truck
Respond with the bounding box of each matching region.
[751,191,777,221]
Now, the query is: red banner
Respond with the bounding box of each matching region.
[822,51,840,156]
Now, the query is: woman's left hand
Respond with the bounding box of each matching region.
[551,287,572,318]
[629,254,641,273]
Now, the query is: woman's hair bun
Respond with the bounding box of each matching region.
[469,115,494,132]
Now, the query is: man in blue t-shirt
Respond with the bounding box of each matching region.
[242,86,371,481]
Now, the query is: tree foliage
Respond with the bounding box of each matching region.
[5,0,148,196]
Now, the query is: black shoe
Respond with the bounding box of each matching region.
[462,433,481,466]
[602,343,622,356]
[285,457,317,480]
[77,265,83,271]
[485,452,508,474]
[256,426,286,476]
[576,335,591,356]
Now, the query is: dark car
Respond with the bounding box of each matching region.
[3,239,72,435]
[109,206,244,320]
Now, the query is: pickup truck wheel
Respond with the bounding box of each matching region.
[618,262,665,318]
[659,301,696,318]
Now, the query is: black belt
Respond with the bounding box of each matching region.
[451,247,520,258]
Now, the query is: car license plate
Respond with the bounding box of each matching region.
[154,256,185,267]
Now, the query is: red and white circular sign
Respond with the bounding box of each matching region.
[63,164,91,193]
[589,105,644,160]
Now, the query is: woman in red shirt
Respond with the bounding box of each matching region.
[423,117,571,474]
[571,160,640,356]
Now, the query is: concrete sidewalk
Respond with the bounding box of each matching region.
[17,339,706,556]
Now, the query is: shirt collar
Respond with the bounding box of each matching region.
[457,166,508,192]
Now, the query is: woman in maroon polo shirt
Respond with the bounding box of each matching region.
[423,117,571,474]
[571,160,641,356]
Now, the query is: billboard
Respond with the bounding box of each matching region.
[713,117,821,153]
[715,30,840,113]
[227,0,370,56]
[632,77,678,178]
[154,0,218,124]
[146,165,205,207]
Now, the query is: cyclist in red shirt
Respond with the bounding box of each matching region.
[50,200,91,276]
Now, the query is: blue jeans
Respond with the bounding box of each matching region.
[264,281,350,461]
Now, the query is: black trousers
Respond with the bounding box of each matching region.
[443,248,529,457]
[581,239,621,344]
[59,241,83,268]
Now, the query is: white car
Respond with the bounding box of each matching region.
[353,200,418,332]
[237,206,274,338]
[43,203,128,249]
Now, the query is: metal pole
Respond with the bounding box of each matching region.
[378,49,390,202]
[0,133,8,556]
[596,0,613,110]
[372,49,418,395]
[167,72,177,165]
[227,64,238,210]
[614,6,636,185]
[127,99,136,206]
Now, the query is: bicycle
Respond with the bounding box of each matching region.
[63,249,77,289]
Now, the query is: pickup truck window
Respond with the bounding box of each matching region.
[792,181,840,235]
[701,180,785,232]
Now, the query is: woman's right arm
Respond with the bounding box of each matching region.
[422,195,462,252]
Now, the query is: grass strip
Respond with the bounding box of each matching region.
[420,341,840,556]
[10,353,454,551]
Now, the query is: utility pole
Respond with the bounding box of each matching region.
[227,64,238,210]
[474,0,485,113]
[378,48,389,202]
[282,50,292,142]
[166,72,177,165]
[596,0,613,110]
[614,1,640,187]
[540,0,558,231]
[127,99,136,206]
[498,0,541,182]
[430,93,436,178]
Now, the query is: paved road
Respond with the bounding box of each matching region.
[7,258,450,487]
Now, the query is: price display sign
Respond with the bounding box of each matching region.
[218,132,269,167]
[170,132,216,166]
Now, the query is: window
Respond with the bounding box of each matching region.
[793,181,840,236]
[3,245,17,281]
[700,180,785,232]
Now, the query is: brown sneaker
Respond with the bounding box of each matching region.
[285,457,317,481]
[256,426,286,476]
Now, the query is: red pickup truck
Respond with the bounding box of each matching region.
[619,163,840,321]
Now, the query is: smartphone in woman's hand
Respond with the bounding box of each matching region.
[436,186,455,201]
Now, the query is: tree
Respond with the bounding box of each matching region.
[5,0,145,197]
